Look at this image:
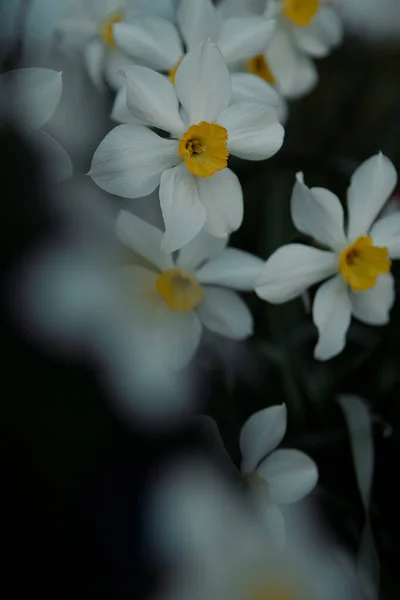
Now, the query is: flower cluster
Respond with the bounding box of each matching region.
[2,0,398,586]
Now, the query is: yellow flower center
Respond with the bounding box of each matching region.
[247,55,276,84]
[169,56,184,85]
[156,268,204,311]
[283,0,319,27]
[100,12,123,51]
[179,122,229,178]
[339,236,391,292]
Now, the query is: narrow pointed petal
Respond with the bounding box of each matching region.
[0,67,62,129]
[89,125,179,198]
[196,248,264,290]
[240,404,287,473]
[257,449,318,504]
[122,65,184,135]
[370,212,400,259]
[197,287,253,340]
[291,173,347,251]
[160,164,206,253]
[197,168,243,238]
[218,101,284,160]
[175,40,231,124]
[313,275,352,361]
[177,232,228,272]
[116,210,174,272]
[347,153,397,240]
[351,273,395,325]
[256,244,337,303]
[113,17,182,71]
[178,0,219,49]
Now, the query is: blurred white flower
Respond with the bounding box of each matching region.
[148,455,360,600]
[112,0,275,82]
[11,180,194,428]
[90,40,284,252]
[115,210,263,368]
[0,67,72,182]
[256,153,400,361]
[222,0,343,99]
[200,404,318,547]
[55,0,177,89]
[333,0,400,43]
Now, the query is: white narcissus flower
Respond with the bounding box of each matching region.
[55,0,177,89]
[256,153,400,361]
[0,68,72,182]
[115,210,264,369]
[90,40,284,252]
[202,404,318,547]
[240,0,343,99]
[112,0,275,84]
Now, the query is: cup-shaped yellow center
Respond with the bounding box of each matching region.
[247,54,276,84]
[169,56,184,85]
[100,12,122,51]
[156,268,204,311]
[179,122,229,178]
[283,0,319,27]
[339,236,391,292]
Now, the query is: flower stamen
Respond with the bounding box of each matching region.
[100,12,123,51]
[283,0,319,27]
[179,122,229,178]
[156,268,204,311]
[339,236,391,292]
[247,55,276,84]
[169,56,184,85]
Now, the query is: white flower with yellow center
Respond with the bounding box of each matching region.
[90,40,284,252]
[202,404,318,547]
[55,0,176,89]
[116,210,263,368]
[238,0,343,99]
[111,0,275,86]
[0,68,72,182]
[256,153,400,360]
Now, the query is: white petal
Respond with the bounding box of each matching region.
[174,40,231,124]
[111,86,140,124]
[89,125,179,198]
[116,210,174,271]
[313,274,352,361]
[217,16,275,64]
[177,232,228,272]
[292,7,343,58]
[113,18,182,71]
[104,50,133,91]
[196,248,264,290]
[255,244,337,303]
[350,273,395,326]
[151,302,203,369]
[266,26,318,99]
[254,503,285,549]
[197,168,243,238]
[197,287,253,339]
[240,404,287,473]
[370,212,400,259]
[124,266,203,368]
[160,164,206,253]
[122,65,184,136]
[290,174,347,250]
[0,67,62,129]
[32,130,73,182]
[218,101,284,160]
[178,0,219,50]
[347,153,398,240]
[257,449,318,504]
[84,38,106,91]
[230,72,280,109]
